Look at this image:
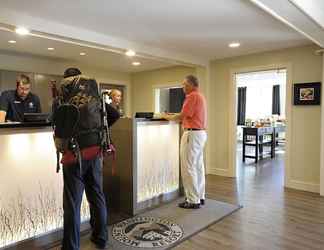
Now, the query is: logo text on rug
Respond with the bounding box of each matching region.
[112,216,183,248]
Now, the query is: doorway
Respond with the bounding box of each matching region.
[234,69,287,183]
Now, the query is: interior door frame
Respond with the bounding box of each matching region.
[228,63,292,188]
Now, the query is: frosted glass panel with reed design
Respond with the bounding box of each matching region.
[136,122,179,203]
[0,129,89,248]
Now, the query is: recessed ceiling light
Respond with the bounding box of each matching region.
[15,27,30,35]
[229,42,240,48]
[132,62,141,66]
[126,50,136,57]
[80,52,86,56]
[8,40,16,44]
[47,47,55,51]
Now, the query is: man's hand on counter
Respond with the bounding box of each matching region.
[161,112,183,122]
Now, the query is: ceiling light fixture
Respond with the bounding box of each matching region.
[80,52,86,56]
[47,47,55,51]
[126,50,136,57]
[229,42,240,48]
[132,62,141,66]
[15,27,30,35]
[8,40,17,44]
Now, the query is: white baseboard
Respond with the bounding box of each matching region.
[286,179,320,193]
[207,167,233,177]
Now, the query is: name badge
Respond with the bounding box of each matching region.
[14,101,21,104]
[29,102,34,108]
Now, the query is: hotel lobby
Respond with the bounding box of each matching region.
[0,1,324,249]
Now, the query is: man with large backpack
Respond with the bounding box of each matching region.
[52,68,120,250]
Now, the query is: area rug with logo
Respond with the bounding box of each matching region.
[108,198,241,250]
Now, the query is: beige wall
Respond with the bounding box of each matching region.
[0,52,132,116]
[209,45,323,192]
[130,65,209,114]
[130,66,196,113]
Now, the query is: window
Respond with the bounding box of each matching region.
[154,86,185,113]
[236,69,286,121]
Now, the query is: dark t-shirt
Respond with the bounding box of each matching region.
[105,103,121,126]
[0,90,42,122]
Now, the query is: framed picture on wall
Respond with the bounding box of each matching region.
[293,82,321,105]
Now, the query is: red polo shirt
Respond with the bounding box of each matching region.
[181,89,207,129]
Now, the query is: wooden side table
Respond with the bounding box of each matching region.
[242,126,275,163]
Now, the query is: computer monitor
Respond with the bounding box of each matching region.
[23,113,49,123]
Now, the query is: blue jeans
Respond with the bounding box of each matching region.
[61,156,107,250]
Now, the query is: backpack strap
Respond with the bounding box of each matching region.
[73,139,83,175]
[101,92,112,153]
[56,151,60,173]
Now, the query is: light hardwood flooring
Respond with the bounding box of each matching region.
[174,145,324,250]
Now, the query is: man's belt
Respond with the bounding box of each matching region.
[184,128,205,131]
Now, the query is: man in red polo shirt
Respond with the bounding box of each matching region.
[163,75,207,209]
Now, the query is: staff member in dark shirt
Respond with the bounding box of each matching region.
[0,74,41,122]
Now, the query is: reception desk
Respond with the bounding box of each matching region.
[0,118,180,249]
[103,118,180,216]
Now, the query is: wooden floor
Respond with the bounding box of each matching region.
[174,147,324,250]
[49,146,324,250]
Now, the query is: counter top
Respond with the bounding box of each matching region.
[135,118,168,122]
[0,118,169,129]
[0,122,51,129]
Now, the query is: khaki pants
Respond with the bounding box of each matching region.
[180,130,207,204]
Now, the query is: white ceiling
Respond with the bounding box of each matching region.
[251,0,324,48]
[0,29,178,73]
[0,0,316,67]
[289,0,324,29]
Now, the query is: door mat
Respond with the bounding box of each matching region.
[50,198,241,250]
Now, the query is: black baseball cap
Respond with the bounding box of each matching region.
[63,68,82,78]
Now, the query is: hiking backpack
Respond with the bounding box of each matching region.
[52,75,110,172]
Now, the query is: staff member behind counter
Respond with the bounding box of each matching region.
[0,74,41,123]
